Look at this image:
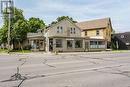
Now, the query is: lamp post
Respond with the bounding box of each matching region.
[0,0,14,53]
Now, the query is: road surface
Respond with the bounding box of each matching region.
[0,51,130,87]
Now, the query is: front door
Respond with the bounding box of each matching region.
[39,40,44,51]
[49,39,53,51]
[85,41,89,51]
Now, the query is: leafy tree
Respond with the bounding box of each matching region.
[51,16,77,24]
[0,7,26,49]
[11,19,30,49]
[28,17,45,33]
[0,7,46,49]
[0,26,8,44]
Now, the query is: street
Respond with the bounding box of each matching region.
[0,51,130,87]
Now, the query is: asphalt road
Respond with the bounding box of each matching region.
[0,51,130,87]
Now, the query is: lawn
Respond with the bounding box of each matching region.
[0,49,32,53]
[112,50,129,53]
[0,49,8,53]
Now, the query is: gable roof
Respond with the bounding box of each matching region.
[46,18,81,31]
[76,18,111,30]
[112,32,130,43]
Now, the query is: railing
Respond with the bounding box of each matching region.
[27,33,44,38]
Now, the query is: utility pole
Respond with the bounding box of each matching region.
[0,0,14,53]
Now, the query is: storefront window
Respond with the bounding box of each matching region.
[56,39,62,48]
[75,40,82,48]
[90,41,97,45]
[98,41,104,45]
[67,40,73,48]
[90,41,98,48]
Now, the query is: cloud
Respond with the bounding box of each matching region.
[1,0,130,32]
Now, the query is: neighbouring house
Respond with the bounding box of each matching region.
[27,29,46,51]
[76,18,112,49]
[27,18,109,52]
[112,32,130,50]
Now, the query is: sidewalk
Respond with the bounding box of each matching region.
[0,50,130,56]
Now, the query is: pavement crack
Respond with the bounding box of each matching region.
[42,59,56,68]
[94,66,130,79]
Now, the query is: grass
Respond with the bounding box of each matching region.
[0,49,8,53]
[11,50,32,53]
[112,50,129,53]
[0,49,32,53]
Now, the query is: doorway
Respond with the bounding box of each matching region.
[49,39,53,51]
[85,41,89,51]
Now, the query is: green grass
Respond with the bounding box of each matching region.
[0,49,31,53]
[0,49,8,53]
[10,50,32,53]
[112,50,129,53]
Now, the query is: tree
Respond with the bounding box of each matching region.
[12,20,29,42]
[0,7,26,49]
[0,26,8,44]
[28,17,45,33]
[51,16,77,24]
[0,7,46,49]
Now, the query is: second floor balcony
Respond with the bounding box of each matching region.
[27,33,44,38]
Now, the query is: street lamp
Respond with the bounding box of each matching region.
[0,0,14,53]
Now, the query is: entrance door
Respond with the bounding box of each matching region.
[49,39,53,51]
[39,40,44,51]
[85,42,89,51]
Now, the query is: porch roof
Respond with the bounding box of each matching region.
[48,36,89,39]
[27,33,44,38]
[90,38,106,41]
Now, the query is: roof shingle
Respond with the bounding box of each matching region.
[76,18,110,30]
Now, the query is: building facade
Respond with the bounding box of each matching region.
[76,18,112,48]
[112,32,130,50]
[27,30,45,51]
[45,19,89,52]
[27,18,108,52]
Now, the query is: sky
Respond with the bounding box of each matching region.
[0,0,130,33]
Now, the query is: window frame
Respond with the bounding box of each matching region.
[57,26,60,33]
[85,31,87,36]
[56,39,62,48]
[70,27,76,34]
[67,40,73,48]
[73,28,76,34]
[96,30,100,36]
[75,40,83,48]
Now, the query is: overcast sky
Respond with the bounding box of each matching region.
[0,0,130,33]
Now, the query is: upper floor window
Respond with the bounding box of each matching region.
[57,26,63,33]
[85,31,87,36]
[70,28,73,34]
[73,28,76,34]
[57,26,59,33]
[60,26,63,33]
[70,27,76,34]
[96,30,100,36]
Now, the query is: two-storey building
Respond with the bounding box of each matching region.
[76,18,112,50]
[27,18,109,52]
[45,18,89,52]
